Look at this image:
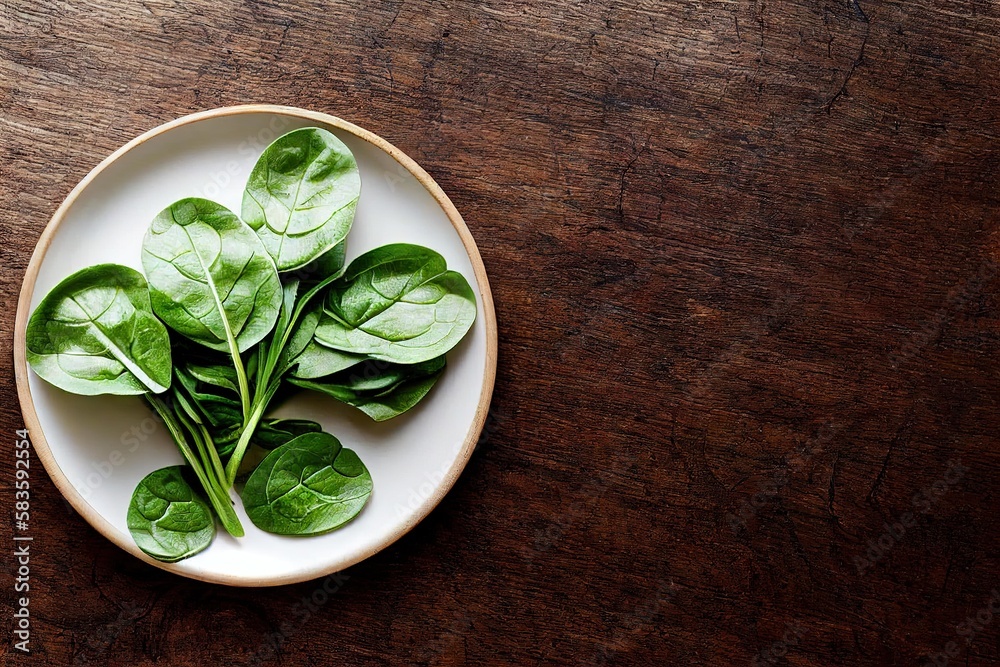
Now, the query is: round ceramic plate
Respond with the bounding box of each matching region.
[14,105,497,586]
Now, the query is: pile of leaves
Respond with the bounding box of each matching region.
[26,127,477,561]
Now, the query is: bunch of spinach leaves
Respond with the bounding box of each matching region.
[26,127,477,562]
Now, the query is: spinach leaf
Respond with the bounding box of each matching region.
[289,357,445,421]
[169,334,239,396]
[241,431,372,535]
[242,128,360,272]
[184,363,240,395]
[127,465,216,562]
[141,197,282,354]
[25,264,172,396]
[279,277,364,380]
[261,278,303,381]
[289,339,364,379]
[150,390,245,537]
[289,238,348,285]
[221,257,357,486]
[254,418,323,450]
[174,367,242,430]
[210,421,243,459]
[280,303,324,374]
[314,244,477,364]
[351,373,442,421]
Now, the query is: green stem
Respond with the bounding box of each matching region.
[255,343,267,393]
[223,270,345,488]
[197,421,228,486]
[230,345,252,424]
[173,398,228,499]
[172,387,228,485]
[224,381,281,487]
[295,269,344,321]
[266,271,345,384]
[147,395,245,537]
[172,390,212,469]
[180,421,245,538]
[224,393,267,487]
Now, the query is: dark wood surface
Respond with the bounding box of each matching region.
[2,1,1000,665]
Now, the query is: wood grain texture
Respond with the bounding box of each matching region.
[1,0,999,665]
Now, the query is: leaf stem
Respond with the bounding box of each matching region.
[224,270,346,489]
[224,381,281,487]
[230,345,252,424]
[171,382,229,485]
[270,270,345,381]
[172,392,230,497]
[147,394,245,537]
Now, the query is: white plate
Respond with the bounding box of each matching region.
[14,105,497,586]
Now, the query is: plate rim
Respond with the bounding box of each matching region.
[13,104,498,586]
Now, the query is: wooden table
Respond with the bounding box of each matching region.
[2,1,999,665]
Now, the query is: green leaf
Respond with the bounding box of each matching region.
[127,466,216,562]
[169,335,239,396]
[241,431,372,535]
[281,302,323,372]
[174,367,242,429]
[273,279,301,350]
[289,357,445,421]
[141,198,282,354]
[242,128,361,272]
[184,363,240,395]
[254,418,323,450]
[291,238,348,284]
[290,339,365,379]
[26,264,172,395]
[314,244,477,364]
[210,422,243,459]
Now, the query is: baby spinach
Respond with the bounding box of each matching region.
[241,431,372,535]
[289,238,348,285]
[222,260,355,486]
[147,391,245,538]
[25,265,245,543]
[289,339,364,379]
[289,357,445,421]
[127,466,216,562]
[255,418,323,450]
[279,302,324,375]
[142,197,282,417]
[26,264,172,396]
[142,198,282,354]
[242,128,360,272]
[314,244,477,364]
[26,128,483,563]
[184,362,240,396]
[174,367,242,435]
